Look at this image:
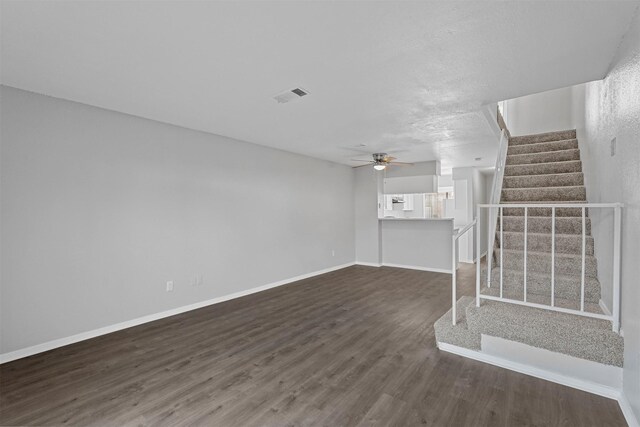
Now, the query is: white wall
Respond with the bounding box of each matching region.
[475,171,490,258]
[452,167,486,262]
[502,85,576,136]
[354,167,381,265]
[0,86,356,355]
[575,10,640,421]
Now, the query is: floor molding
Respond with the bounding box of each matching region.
[354,261,382,267]
[618,392,640,427]
[438,341,639,427]
[437,342,621,400]
[381,263,451,274]
[0,262,356,364]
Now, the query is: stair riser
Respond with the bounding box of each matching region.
[482,268,600,302]
[501,186,586,202]
[464,300,623,366]
[509,130,577,146]
[498,232,594,255]
[495,252,598,278]
[503,173,584,189]
[508,139,578,155]
[502,217,591,234]
[506,149,580,165]
[505,161,582,176]
[501,207,586,217]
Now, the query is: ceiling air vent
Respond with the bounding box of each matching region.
[273,87,310,104]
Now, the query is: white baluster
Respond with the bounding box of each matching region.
[500,206,504,299]
[476,207,481,307]
[452,234,457,326]
[551,207,556,307]
[524,207,528,302]
[581,207,586,312]
[612,205,621,332]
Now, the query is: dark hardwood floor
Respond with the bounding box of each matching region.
[0,264,627,426]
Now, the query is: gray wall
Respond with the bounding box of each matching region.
[354,167,381,265]
[381,219,453,272]
[0,86,355,354]
[575,10,640,420]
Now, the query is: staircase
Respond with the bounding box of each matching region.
[434,129,624,370]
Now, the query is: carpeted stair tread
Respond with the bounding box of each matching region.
[509,129,577,146]
[503,172,584,189]
[433,296,480,350]
[501,206,586,218]
[497,230,594,255]
[495,249,598,278]
[479,285,601,313]
[505,161,582,176]
[501,185,586,202]
[481,267,600,303]
[502,215,591,234]
[506,149,581,165]
[465,299,623,366]
[507,138,578,155]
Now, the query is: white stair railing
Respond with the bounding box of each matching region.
[475,202,623,333]
[451,219,477,326]
[486,128,509,289]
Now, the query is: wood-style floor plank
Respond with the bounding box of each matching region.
[0,264,627,426]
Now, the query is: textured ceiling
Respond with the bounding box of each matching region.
[1,1,638,169]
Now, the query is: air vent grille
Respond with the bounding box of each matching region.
[291,88,307,97]
[273,87,310,104]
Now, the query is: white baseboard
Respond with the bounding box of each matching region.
[0,262,356,364]
[437,342,621,400]
[355,261,382,267]
[381,262,451,274]
[356,261,450,274]
[619,392,640,427]
[437,341,639,427]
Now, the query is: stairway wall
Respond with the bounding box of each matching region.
[502,86,576,136]
[576,8,640,422]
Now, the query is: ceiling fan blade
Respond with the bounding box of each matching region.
[353,163,374,168]
[350,159,374,162]
[383,156,397,162]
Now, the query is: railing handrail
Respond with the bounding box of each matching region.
[451,219,477,326]
[486,129,509,291]
[454,219,477,240]
[489,129,508,206]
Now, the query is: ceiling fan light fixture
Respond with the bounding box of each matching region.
[373,163,386,171]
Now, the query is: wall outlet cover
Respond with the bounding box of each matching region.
[166,281,174,292]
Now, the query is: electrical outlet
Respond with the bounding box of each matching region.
[331,249,335,257]
[611,137,616,157]
[166,281,174,292]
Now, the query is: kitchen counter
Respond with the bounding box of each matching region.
[380,218,455,273]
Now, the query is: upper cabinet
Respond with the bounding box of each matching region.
[383,175,438,194]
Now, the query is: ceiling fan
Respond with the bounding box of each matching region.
[352,153,414,170]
